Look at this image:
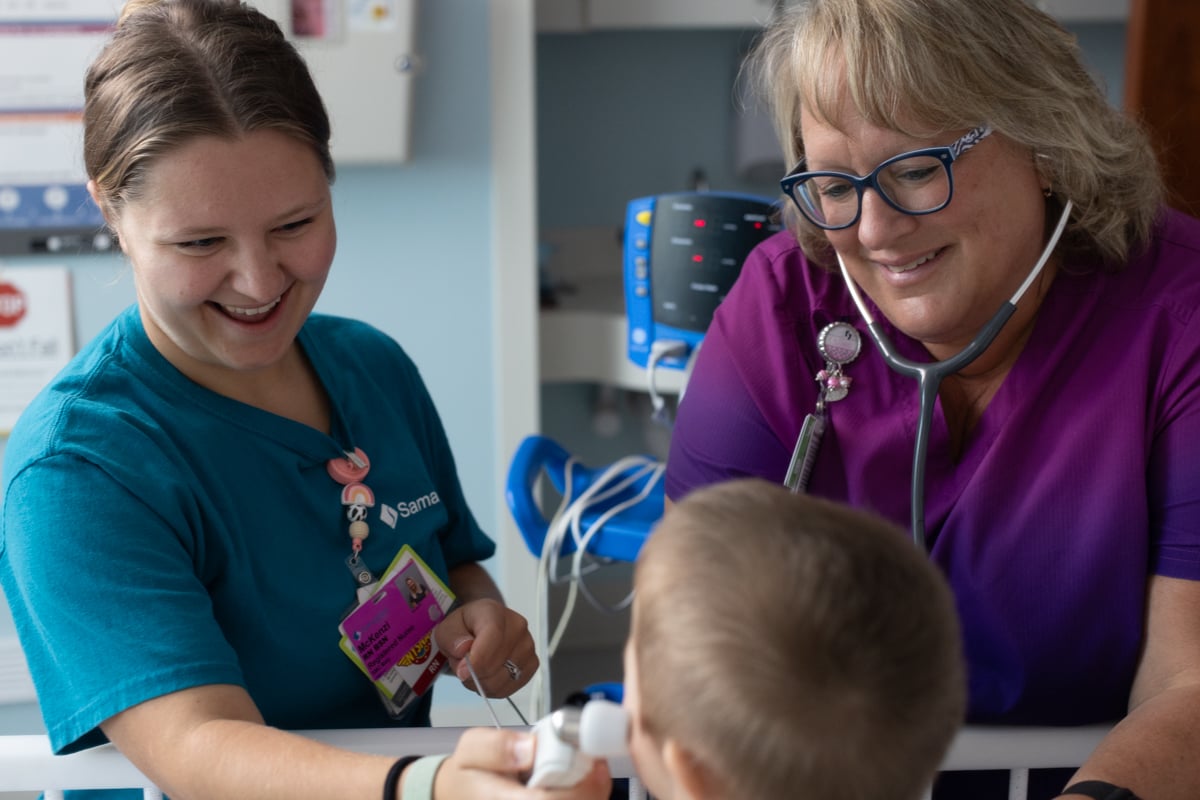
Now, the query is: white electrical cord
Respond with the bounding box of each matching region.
[530,454,665,718]
[646,339,689,426]
[564,460,663,617]
[463,652,529,728]
[546,457,663,649]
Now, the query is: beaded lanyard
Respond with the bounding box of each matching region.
[783,321,861,493]
[326,447,377,589]
[327,447,413,720]
[326,448,529,725]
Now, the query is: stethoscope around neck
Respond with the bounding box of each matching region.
[836,199,1074,548]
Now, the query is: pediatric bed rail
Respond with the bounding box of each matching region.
[0,727,480,798]
[930,723,1111,800]
[0,724,1111,799]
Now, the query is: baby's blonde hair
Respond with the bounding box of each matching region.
[633,479,965,800]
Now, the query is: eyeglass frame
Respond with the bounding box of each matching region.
[779,124,994,231]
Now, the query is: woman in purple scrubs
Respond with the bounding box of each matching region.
[666,1,1200,798]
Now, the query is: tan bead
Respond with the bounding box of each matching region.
[348,520,370,540]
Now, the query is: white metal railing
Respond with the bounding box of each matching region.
[0,724,1110,799]
[930,724,1111,800]
[0,726,639,798]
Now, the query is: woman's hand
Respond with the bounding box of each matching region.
[1063,575,1200,798]
[435,595,538,698]
[431,728,611,800]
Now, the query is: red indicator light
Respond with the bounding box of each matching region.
[754,221,763,229]
[692,254,704,263]
[694,219,707,228]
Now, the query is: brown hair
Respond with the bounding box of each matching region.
[85,0,333,219]
[746,0,1163,269]
[632,479,965,800]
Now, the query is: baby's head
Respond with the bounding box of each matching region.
[624,479,965,800]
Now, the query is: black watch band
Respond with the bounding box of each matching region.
[1061,780,1140,800]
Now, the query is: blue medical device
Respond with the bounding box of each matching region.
[624,191,781,370]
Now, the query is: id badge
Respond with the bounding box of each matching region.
[784,412,825,493]
[338,545,455,714]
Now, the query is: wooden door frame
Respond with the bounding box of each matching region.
[1124,0,1200,216]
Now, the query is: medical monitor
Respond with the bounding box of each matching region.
[624,191,781,370]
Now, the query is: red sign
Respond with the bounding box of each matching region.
[0,282,27,328]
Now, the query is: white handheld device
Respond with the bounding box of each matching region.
[527,699,629,788]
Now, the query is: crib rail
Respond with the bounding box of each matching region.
[0,727,472,796]
[938,723,1110,800]
[0,724,1110,798]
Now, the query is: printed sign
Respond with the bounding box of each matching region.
[0,265,73,434]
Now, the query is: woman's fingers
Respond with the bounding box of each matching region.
[434,729,613,800]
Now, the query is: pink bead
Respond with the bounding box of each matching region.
[327,448,370,485]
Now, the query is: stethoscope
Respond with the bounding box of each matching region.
[787,199,1074,548]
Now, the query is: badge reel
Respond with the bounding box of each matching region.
[783,321,861,493]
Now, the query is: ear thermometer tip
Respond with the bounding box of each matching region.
[579,699,629,758]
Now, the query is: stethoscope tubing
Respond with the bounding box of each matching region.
[836,200,1074,547]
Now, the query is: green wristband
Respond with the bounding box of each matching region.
[400,754,450,800]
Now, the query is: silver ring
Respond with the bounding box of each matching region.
[504,659,521,682]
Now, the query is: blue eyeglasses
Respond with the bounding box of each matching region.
[780,125,993,230]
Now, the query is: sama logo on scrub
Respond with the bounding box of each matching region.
[378,491,441,528]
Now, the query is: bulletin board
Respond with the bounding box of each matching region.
[0,0,417,256]
[0,0,117,256]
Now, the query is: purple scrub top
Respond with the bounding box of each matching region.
[667,208,1200,724]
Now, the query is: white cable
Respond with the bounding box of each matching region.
[534,457,617,713]
[463,653,504,729]
[646,340,688,425]
[532,453,664,717]
[547,457,660,652]
[569,461,664,614]
[531,457,581,718]
[550,458,657,585]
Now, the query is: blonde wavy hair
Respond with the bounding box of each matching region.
[746,0,1163,269]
